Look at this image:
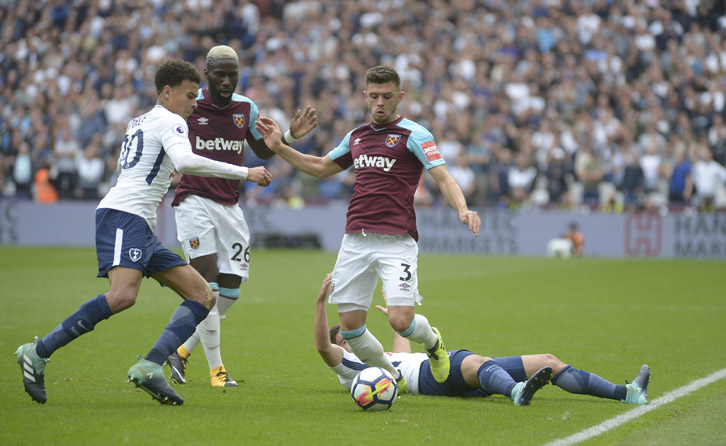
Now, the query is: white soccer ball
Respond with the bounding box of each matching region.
[350,367,398,411]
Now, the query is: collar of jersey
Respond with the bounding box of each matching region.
[369,116,403,132]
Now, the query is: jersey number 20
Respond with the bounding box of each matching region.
[120,129,166,185]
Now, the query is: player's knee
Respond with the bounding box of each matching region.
[540,353,566,372]
[198,282,217,310]
[387,313,414,333]
[471,355,493,367]
[105,289,137,312]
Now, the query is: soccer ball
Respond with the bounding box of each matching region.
[350,367,398,411]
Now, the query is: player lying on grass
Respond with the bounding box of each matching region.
[314,274,650,405]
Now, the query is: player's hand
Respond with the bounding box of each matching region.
[375,288,389,315]
[460,209,481,237]
[255,117,283,151]
[289,105,318,139]
[247,166,272,187]
[318,273,332,303]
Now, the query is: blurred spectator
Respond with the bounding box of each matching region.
[709,114,726,166]
[544,147,571,205]
[639,141,662,194]
[574,145,604,206]
[692,145,726,212]
[449,155,476,201]
[51,122,80,200]
[76,136,105,200]
[667,147,693,206]
[0,0,724,213]
[465,131,491,205]
[12,140,32,197]
[507,152,536,208]
[489,146,513,207]
[620,147,645,209]
[437,129,465,164]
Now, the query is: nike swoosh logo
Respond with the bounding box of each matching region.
[77,320,90,331]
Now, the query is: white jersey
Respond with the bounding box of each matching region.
[98,105,190,230]
[330,350,427,394]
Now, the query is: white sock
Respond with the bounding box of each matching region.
[198,302,222,370]
[344,328,398,377]
[400,314,438,350]
[199,287,238,370]
[182,330,201,355]
[182,287,220,361]
[216,293,237,321]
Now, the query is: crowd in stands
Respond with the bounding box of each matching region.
[1,0,726,213]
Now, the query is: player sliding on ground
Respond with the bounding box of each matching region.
[315,274,651,405]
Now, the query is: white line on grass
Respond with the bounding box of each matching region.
[544,367,726,446]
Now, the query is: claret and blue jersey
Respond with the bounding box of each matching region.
[328,117,446,241]
[173,89,263,207]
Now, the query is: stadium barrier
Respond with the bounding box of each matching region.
[1,198,724,259]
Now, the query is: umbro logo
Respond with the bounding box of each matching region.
[197,117,209,125]
[353,138,361,146]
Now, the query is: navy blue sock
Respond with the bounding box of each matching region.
[36,295,112,359]
[552,365,627,400]
[477,360,517,397]
[144,300,209,365]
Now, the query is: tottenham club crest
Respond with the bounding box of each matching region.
[129,248,142,262]
[385,134,401,148]
[189,237,200,250]
[233,114,245,129]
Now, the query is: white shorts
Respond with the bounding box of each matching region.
[329,233,422,312]
[174,195,250,281]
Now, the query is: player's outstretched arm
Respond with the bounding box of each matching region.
[428,164,481,237]
[255,117,343,179]
[315,273,344,367]
[167,143,272,185]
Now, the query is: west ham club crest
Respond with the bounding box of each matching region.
[233,114,245,129]
[385,134,401,148]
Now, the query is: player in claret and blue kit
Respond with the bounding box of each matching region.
[14,59,272,406]
[167,45,317,388]
[255,65,482,395]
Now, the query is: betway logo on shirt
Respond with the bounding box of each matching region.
[196,136,244,154]
[353,154,396,172]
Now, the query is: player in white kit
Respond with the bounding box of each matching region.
[14,59,272,406]
[314,274,651,406]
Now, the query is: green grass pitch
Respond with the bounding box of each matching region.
[1,246,725,445]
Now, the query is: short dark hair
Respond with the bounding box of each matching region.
[154,59,201,95]
[365,65,400,89]
[329,324,341,345]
